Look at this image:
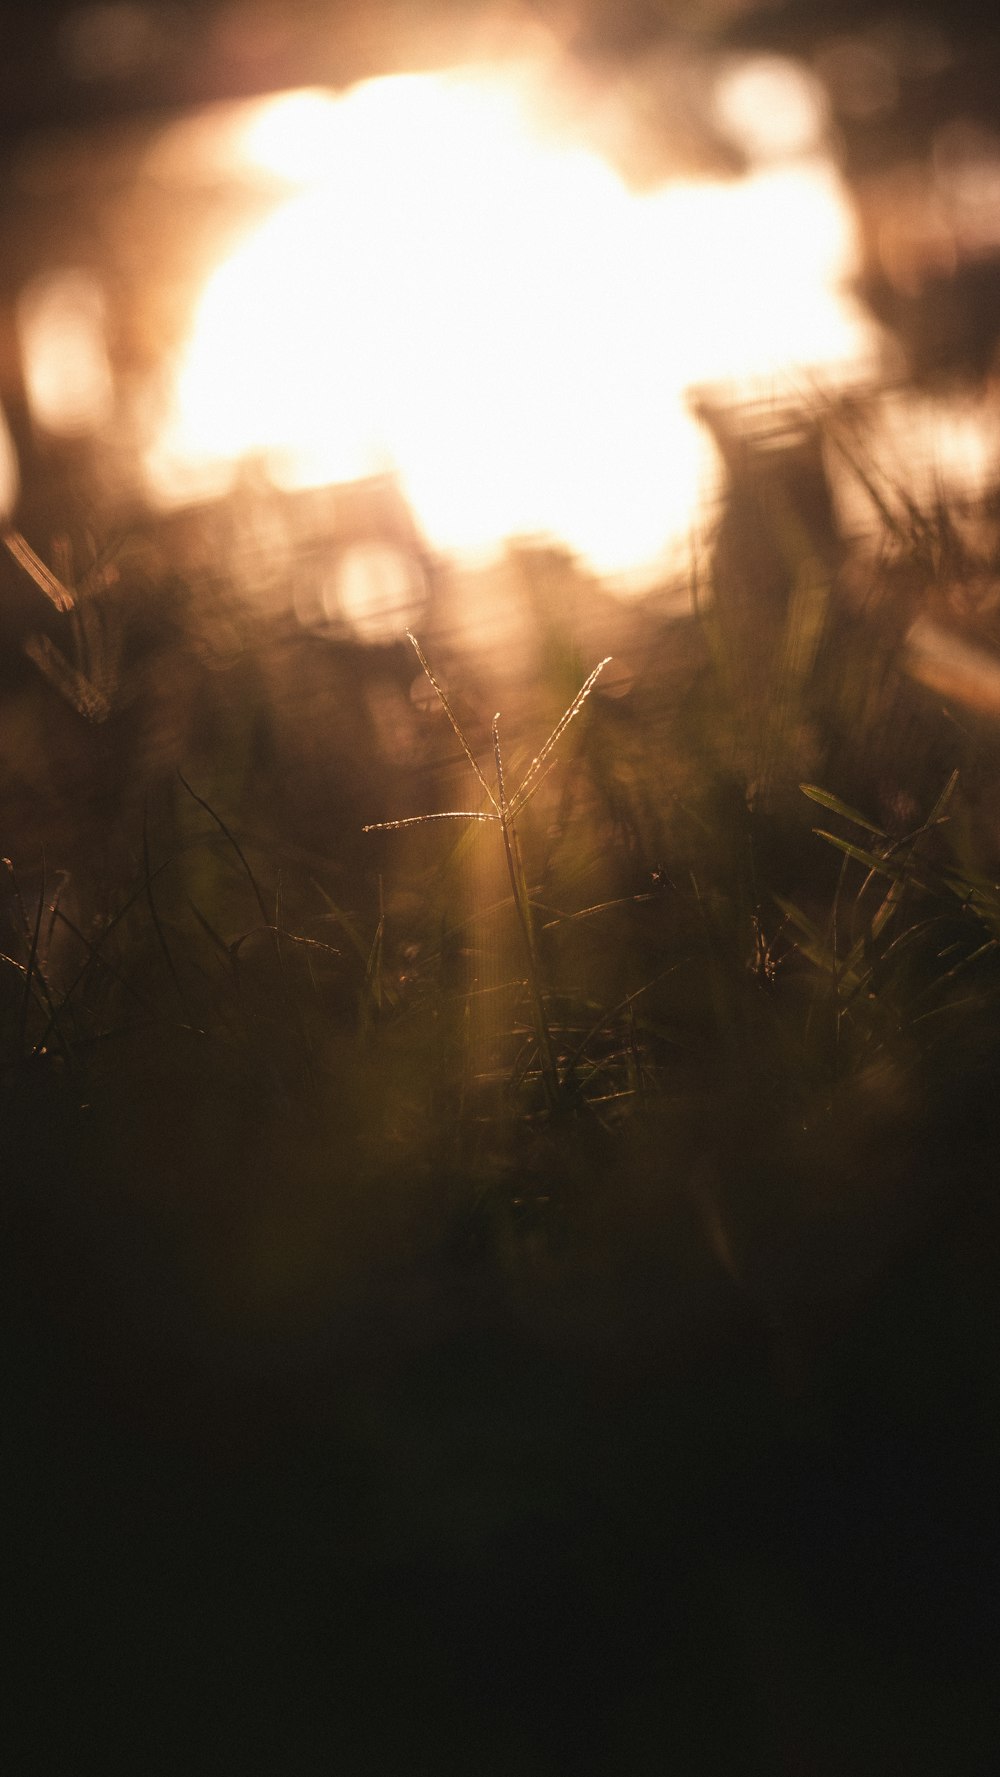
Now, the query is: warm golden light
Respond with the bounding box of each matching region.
[829,387,1000,544]
[711,54,830,161]
[150,66,880,586]
[18,269,114,437]
[0,401,19,517]
[332,542,426,644]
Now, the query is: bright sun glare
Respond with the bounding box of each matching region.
[148,63,880,584]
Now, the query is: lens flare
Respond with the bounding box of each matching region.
[150,67,879,584]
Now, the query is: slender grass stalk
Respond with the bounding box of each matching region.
[177,769,318,1083]
[405,631,500,815]
[509,656,612,818]
[3,855,71,1061]
[3,529,75,611]
[360,876,386,1039]
[143,797,194,1022]
[364,634,611,1113]
[177,769,270,925]
[18,862,44,1058]
[493,713,559,1110]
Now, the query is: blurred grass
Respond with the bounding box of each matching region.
[3,419,1000,1771]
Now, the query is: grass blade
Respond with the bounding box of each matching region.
[363,811,498,832]
[407,631,500,815]
[800,784,886,836]
[177,770,270,926]
[3,530,74,611]
[22,634,111,723]
[143,800,193,1019]
[510,657,611,817]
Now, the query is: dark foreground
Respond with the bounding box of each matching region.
[3,512,1000,1774]
[7,1101,999,1775]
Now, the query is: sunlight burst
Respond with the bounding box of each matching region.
[149,65,880,584]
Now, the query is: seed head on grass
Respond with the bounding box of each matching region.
[362,634,611,837]
[363,632,611,1108]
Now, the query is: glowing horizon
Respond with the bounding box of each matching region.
[148,65,881,585]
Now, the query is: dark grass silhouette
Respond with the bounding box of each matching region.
[3,422,1000,1774]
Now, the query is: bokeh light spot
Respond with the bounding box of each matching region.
[18,269,114,437]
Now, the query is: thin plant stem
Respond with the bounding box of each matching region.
[406,630,500,815]
[510,657,612,817]
[493,714,559,1111]
[364,637,611,1116]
